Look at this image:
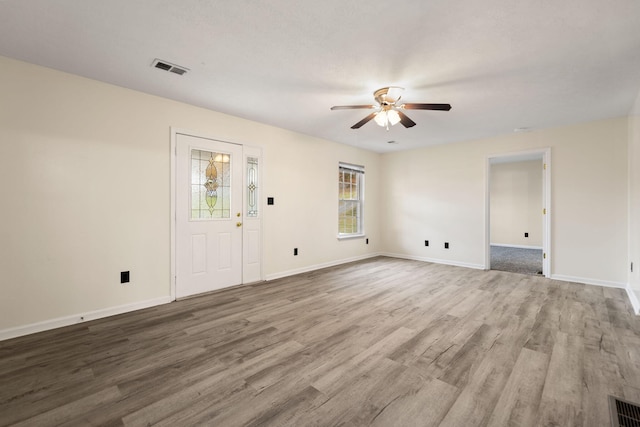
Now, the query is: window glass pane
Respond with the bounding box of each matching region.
[340,200,359,234]
[190,149,231,220]
[247,157,259,217]
[338,164,364,235]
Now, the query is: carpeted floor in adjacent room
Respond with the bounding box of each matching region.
[490,245,543,276]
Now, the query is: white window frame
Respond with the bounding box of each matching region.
[338,162,365,239]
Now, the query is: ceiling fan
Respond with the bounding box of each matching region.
[330,86,451,130]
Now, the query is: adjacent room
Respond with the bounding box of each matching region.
[489,155,545,276]
[1,1,640,426]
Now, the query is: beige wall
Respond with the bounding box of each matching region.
[629,88,640,311]
[490,160,543,247]
[0,56,380,331]
[0,55,635,335]
[381,118,628,286]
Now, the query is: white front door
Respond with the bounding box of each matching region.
[176,133,243,298]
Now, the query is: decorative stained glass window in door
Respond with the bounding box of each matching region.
[247,157,259,217]
[191,149,231,219]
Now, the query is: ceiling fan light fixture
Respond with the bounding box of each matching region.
[331,87,451,129]
[387,109,401,125]
[374,111,388,127]
[374,109,401,128]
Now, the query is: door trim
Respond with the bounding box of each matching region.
[485,148,551,277]
[170,127,263,301]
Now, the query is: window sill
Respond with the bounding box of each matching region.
[337,234,366,241]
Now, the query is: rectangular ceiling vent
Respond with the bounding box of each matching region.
[151,59,188,76]
[610,395,640,427]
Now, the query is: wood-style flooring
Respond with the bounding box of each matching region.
[1,256,640,426]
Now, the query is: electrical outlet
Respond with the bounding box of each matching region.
[366,238,369,244]
[632,262,634,273]
[524,232,529,238]
[267,197,274,205]
[121,271,130,284]
[444,242,449,249]
[294,248,298,256]
[425,240,429,247]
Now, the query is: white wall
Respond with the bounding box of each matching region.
[0,54,635,337]
[0,56,380,333]
[490,160,543,247]
[629,89,640,313]
[381,118,628,286]
[261,131,380,279]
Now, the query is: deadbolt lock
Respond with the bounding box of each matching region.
[237,212,241,217]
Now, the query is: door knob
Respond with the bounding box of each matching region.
[236,222,242,227]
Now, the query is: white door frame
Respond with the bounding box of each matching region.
[485,148,551,277]
[170,127,263,301]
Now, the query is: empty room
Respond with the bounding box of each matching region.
[1,1,640,426]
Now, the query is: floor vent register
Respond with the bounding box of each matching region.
[610,395,640,427]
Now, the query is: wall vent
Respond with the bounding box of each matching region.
[610,395,640,427]
[151,59,188,76]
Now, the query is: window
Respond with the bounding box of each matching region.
[338,163,364,237]
[246,156,259,217]
[191,149,231,219]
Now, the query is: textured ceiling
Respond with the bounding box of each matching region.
[1,0,640,152]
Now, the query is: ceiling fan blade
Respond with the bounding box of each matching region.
[351,112,377,129]
[401,103,452,111]
[330,105,377,110]
[397,111,416,128]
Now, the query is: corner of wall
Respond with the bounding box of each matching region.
[627,87,640,314]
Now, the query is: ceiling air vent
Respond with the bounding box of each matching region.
[151,59,188,76]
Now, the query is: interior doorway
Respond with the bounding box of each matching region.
[486,149,550,277]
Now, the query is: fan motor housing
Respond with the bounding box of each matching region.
[374,86,404,105]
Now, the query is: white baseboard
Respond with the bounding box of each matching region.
[6,260,634,342]
[491,243,543,250]
[381,252,485,270]
[265,253,381,281]
[0,296,172,341]
[626,285,640,315]
[550,274,626,289]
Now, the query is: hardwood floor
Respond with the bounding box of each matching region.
[1,256,639,426]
